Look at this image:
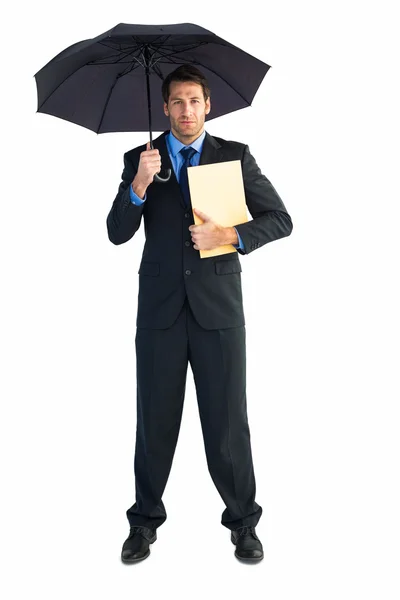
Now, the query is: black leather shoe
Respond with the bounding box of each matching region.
[231,526,264,562]
[121,526,157,563]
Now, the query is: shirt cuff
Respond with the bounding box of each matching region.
[232,227,244,250]
[129,184,146,204]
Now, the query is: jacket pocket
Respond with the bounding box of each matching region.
[215,259,242,275]
[138,261,160,276]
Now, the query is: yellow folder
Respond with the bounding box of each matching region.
[187,160,249,259]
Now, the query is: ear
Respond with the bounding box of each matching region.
[163,102,169,116]
[205,98,211,115]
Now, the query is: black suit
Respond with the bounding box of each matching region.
[107,130,292,531]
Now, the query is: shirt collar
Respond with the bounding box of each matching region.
[166,129,206,157]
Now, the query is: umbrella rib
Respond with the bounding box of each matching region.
[143,44,205,73]
[96,73,122,134]
[37,42,143,111]
[187,59,251,106]
[148,41,207,66]
[149,46,251,106]
[152,63,165,81]
[96,50,148,132]
[95,41,146,66]
[37,66,94,112]
[133,34,171,47]
[116,47,147,76]
[89,51,129,64]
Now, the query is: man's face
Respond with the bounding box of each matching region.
[163,81,211,144]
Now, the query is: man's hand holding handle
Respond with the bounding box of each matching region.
[131,142,161,199]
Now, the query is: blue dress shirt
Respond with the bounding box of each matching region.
[129,131,244,251]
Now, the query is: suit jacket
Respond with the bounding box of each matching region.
[106,130,293,330]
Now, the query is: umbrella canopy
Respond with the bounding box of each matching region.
[34,22,271,134]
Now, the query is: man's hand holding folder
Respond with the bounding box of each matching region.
[189,208,239,251]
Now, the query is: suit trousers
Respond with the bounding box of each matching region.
[126,295,262,531]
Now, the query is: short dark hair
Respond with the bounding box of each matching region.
[162,64,211,104]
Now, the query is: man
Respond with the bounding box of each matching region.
[107,64,293,564]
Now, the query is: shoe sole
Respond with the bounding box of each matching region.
[234,551,264,562]
[121,533,157,564]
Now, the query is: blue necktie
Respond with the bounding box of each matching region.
[179,146,197,206]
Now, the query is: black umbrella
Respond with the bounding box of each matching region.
[34,22,271,182]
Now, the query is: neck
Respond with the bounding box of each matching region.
[170,126,205,146]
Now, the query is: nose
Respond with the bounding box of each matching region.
[182,102,194,115]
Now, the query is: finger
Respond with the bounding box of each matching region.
[142,158,161,169]
[194,208,207,221]
[144,142,159,155]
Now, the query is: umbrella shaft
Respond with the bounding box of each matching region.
[146,67,153,146]
[144,46,153,148]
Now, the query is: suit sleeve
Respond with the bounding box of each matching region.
[233,145,293,255]
[106,152,145,245]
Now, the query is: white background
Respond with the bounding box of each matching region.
[1,1,399,598]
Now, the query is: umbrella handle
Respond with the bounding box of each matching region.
[148,138,171,182]
[154,169,172,183]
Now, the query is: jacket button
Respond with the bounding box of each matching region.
[185,270,191,275]
[185,241,190,247]
[184,212,189,218]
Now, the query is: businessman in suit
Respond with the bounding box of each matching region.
[107,65,293,564]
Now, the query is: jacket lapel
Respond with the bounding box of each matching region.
[199,131,223,166]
